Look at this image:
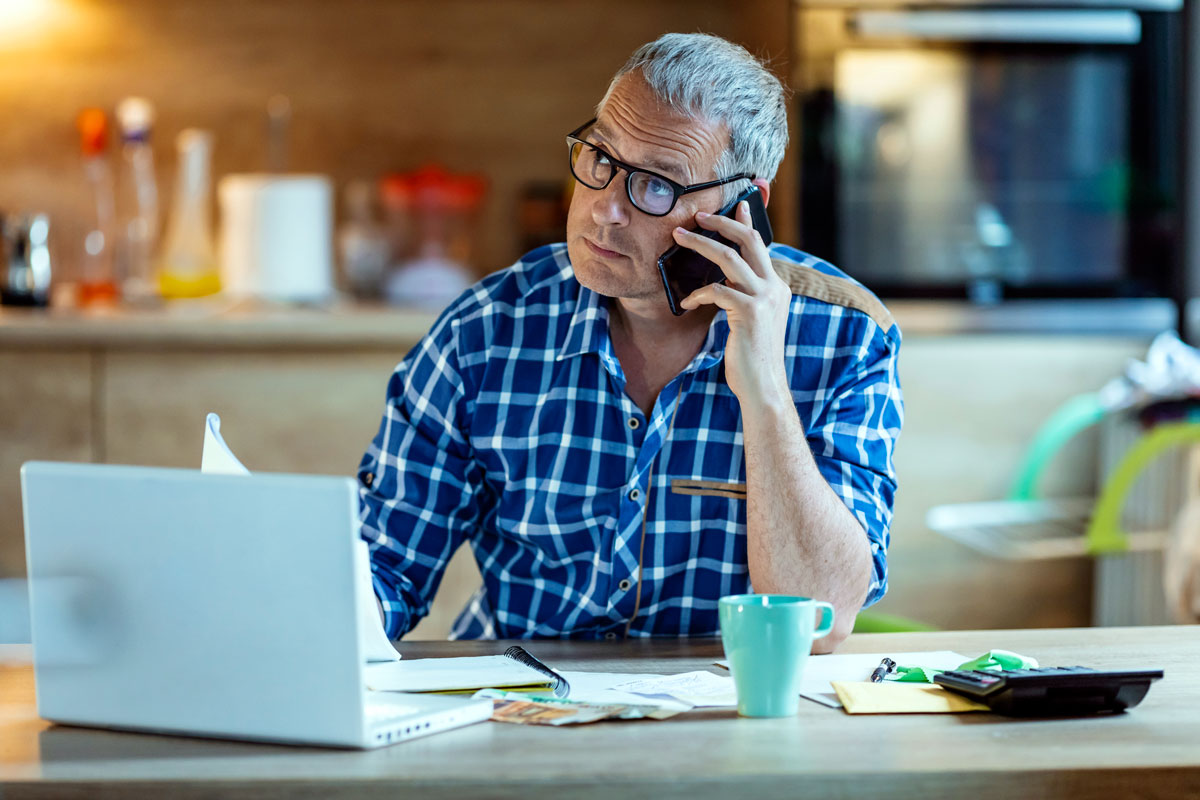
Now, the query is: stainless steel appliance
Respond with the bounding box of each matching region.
[796,1,1184,303]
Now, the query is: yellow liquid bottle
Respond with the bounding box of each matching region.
[159,129,221,298]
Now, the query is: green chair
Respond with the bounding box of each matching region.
[852,610,938,634]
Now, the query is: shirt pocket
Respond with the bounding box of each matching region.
[670,478,747,501]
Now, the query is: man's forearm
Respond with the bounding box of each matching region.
[741,394,874,652]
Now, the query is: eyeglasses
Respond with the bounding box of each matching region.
[565,118,752,217]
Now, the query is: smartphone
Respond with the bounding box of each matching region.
[656,185,773,316]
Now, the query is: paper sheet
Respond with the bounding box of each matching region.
[200,412,400,663]
[354,540,405,662]
[365,655,550,692]
[612,670,737,707]
[716,651,970,709]
[201,413,251,475]
[553,671,694,713]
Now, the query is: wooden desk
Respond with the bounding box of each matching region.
[2,627,1198,799]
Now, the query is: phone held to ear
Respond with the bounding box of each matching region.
[656,185,774,316]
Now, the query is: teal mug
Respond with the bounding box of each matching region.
[718,594,835,717]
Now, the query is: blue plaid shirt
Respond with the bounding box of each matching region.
[358,242,903,640]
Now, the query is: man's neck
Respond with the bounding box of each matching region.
[609,295,717,346]
[608,296,717,417]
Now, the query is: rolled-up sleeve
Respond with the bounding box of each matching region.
[805,320,903,608]
[357,312,483,639]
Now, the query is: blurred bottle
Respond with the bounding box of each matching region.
[76,109,118,305]
[338,180,389,301]
[159,129,220,298]
[114,97,159,303]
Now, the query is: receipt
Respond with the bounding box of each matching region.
[612,671,737,707]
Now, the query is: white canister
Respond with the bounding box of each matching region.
[218,174,333,302]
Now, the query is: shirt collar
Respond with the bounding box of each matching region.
[558,282,609,361]
[558,278,730,374]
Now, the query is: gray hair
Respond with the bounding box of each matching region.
[598,32,789,206]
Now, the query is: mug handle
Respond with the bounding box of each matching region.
[812,601,835,640]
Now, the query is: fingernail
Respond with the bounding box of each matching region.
[740,201,749,213]
[675,226,687,235]
[696,211,710,219]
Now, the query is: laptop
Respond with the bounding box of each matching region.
[20,461,492,749]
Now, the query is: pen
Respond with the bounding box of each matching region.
[870,657,897,683]
[504,645,571,698]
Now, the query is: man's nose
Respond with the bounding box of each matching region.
[590,175,631,227]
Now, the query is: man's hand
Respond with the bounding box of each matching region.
[674,202,793,409]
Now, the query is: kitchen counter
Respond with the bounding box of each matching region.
[886,297,1176,336]
[0,301,441,351]
[0,296,1177,350]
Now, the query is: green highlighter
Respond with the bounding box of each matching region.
[718,594,835,718]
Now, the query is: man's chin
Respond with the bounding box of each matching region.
[573,266,622,299]
[568,242,663,301]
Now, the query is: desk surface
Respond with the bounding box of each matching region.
[2,627,1198,800]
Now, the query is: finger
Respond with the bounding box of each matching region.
[693,202,771,279]
[671,226,759,290]
[679,280,752,313]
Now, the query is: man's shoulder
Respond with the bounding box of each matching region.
[768,244,898,341]
[423,244,577,360]
[450,243,576,319]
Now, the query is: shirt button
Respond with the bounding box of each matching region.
[618,579,632,592]
[604,632,617,641]
[629,488,641,502]
[628,417,640,430]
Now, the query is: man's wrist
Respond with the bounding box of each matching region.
[737,374,796,429]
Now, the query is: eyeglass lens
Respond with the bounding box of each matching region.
[569,141,676,216]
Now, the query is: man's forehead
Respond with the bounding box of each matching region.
[590,117,690,178]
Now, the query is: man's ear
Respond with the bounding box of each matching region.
[751,178,770,208]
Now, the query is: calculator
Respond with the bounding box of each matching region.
[932,666,1163,716]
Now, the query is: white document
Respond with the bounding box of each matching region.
[716,650,969,708]
[353,540,405,663]
[555,671,694,712]
[365,655,550,693]
[200,412,400,663]
[612,670,737,708]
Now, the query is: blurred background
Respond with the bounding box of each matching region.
[3,0,1200,639]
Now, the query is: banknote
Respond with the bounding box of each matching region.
[474,689,684,724]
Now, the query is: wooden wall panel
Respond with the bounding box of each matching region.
[0,350,94,578]
[101,350,399,473]
[0,0,796,288]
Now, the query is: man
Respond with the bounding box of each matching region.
[358,33,902,652]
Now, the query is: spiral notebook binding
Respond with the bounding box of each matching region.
[503,645,571,698]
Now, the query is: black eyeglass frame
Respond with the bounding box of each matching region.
[565,118,753,217]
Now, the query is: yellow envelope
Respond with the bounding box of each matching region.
[831,681,989,714]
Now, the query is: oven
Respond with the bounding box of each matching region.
[795,1,1185,303]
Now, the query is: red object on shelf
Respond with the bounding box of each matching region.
[380,164,487,212]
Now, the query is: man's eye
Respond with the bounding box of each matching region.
[644,176,673,197]
[592,149,611,167]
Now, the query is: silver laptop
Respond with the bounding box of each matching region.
[20,461,492,749]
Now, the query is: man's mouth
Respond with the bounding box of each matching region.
[584,238,625,259]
